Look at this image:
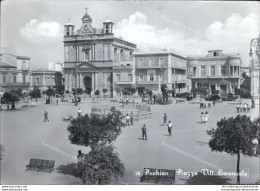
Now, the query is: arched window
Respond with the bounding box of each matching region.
[105,25,109,34]
[114,48,118,62]
[120,49,124,61]
[66,28,70,36]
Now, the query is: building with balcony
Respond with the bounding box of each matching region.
[63,7,136,96]
[0,53,31,93]
[134,52,190,94]
[187,50,242,97]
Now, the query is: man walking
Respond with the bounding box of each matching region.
[142,124,147,140]
[163,113,167,126]
[126,113,130,126]
[236,103,240,113]
[168,120,173,136]
[44,111,49,122]
[78,108,82,117]
[130,113,134,125]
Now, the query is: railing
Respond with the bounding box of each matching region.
[0,82,30,87]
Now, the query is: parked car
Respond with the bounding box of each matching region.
[222,93,239,101]
[205,95,220,101]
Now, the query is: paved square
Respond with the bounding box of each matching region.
[1,98,259,184]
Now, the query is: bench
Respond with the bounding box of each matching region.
[140,168,175,184]
[26,159,55,173]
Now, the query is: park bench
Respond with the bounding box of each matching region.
[26,159,55,173]
[140,168,175,184]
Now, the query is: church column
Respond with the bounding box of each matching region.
[80,73,84,89]
[95,72,98,90]
[91,72,95,95]
[69,73,72,92]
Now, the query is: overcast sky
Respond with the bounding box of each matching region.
[1,0,259,69]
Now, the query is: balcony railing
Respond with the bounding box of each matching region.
[0,82,30,87]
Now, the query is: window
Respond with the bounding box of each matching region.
[149,74,154,81]
[116,74,120,82]
[105,25,109,33]
[200,66,206,77]
[114,48,118,62]
[128,74,132,81]
[159,58,164,66]
[2,76,6,83]
[221,66,225,76]
[23,76,26,83]
[149,59,153,66]
[36,77,40,84]
[193,67,196,77]
[84,51,89,61]
[138,59,143,66]
[211,66,215,76]
[66,28,69,36]
[139,73,144,81]
[214,52,218,56]
[120,49,124,61]
[22,61,26,70]
[13,75,17,83]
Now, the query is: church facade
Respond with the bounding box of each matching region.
[63,8,136,97]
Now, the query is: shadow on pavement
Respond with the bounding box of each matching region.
[180,172,231,185]
[162,134,170,136]
[56,163,80,178]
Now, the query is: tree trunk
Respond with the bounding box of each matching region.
[237,152,240,184]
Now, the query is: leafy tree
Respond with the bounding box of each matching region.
[212,90,220,95]
[63,108,125,184]
[30,88,41,99]
[207,115,258,184]
[45,88,56,97]
[81,145,124,184]
[65,90,70,94]
[3,91,20,109]
[130,86,136,96]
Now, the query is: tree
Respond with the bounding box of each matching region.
[3,91,20,109]
[207,115,258,184]
[63,108,125,184]
[29,88,41,100]
[45,88,56,97]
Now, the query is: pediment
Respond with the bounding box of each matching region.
[78,62,97,69]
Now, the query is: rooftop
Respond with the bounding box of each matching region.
[0,61,16,68]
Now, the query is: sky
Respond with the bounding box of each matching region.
[0,0,259,69]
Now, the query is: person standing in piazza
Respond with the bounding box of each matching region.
[168,120,173,136]
[142,124,147,140]
[200,112,204,124]
[44,111,49,122]
[236,103,240,113]
[163,113,167,126]
[126,113,130,126]
[205,112,209,124]
[77,108,82,117]
[130,113,134,125]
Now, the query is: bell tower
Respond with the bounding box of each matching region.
[64,18,74,36]
[103,20,113,34]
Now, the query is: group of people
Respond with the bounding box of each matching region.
[200,112,209,124]
[200,101,215,109]
[125,113,134,126]
[236,103,250,113]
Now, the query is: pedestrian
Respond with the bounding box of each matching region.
[213,101,215,106]
[56,98,58,105]
[236,103,240,113]
[78,108,82,117]
[168,120,173,136]
[251,98,255,109]
[243,103,247,112]
[77,150,84,176]
[200,112,204,124]
[130,113,134,125]
[44,111,49,122]
[208,103,211,108]
[163,113,167,126]
[126,113,130,126]
[126,96,129,105]
[205,112,209,124]
[200,103,203,109]
[142,124,147,140]
[240,103,243,112]
[247,104,250,113]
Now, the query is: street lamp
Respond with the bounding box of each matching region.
[74,63,78,106]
